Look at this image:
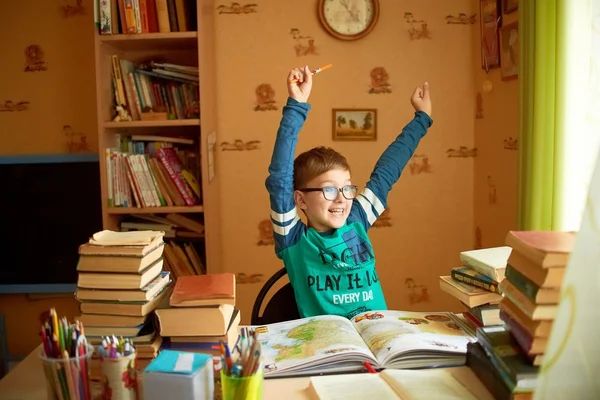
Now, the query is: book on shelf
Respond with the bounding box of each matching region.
[76,270,170,301]
[99,0,197,35]
[308,368,479,400]
[459,246,512,282]
[254,310,475,378]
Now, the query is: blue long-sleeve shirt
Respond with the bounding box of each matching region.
[265,97,433,319]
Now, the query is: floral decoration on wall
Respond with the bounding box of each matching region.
[405,278,430,304]
[236,273,264,284]
[60,0,86,17]
[476,92,483,119]
[446,146,477,158]
[220,140,261,151]
[404,13,431,41]
[63,125,88,152]
[290,28,318,57]
[257,219,274,245]
[371,208,392,228]
[487,175,497,204]
[368,67,391,94]
[24,45,48,72]
[0,101,30,112]
[409,154,432,175]
[503,137,517,150]
[216,3,258,14]
[445,13,477,24]
[254,83,277,111]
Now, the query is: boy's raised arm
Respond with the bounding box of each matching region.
[351,83,433,228]
[265,67,313,255]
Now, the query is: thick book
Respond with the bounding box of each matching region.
[451,266,500,293]
[255,310,475,378]
[169,273,235,307]
[505,265,560,304]
[77,259,163,289]
[76,243,165,273]
[499,298,553,338]
[499,280,557,320]
[505,230,575,268]
[76,271,170,302]
[507,251,565,288]
[439,276,503,307]
[459,246,511,281]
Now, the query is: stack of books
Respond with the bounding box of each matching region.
[466,230,575,400]
[75,230,171,370]
[155,273,239,357]
[439,246,511,329]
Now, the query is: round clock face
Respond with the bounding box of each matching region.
[319,0,379,40]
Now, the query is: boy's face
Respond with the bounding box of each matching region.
[294,168,353,232]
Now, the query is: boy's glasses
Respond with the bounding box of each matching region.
[299,185,358,201]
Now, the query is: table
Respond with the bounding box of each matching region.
[0,345,494,399]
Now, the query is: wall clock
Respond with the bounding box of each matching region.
[318,0,380,41]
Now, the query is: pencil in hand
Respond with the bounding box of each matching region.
[289,64,333,83]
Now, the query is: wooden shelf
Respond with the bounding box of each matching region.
[108,205,204,214]
[103,119,200,128]
[99,32,198,51]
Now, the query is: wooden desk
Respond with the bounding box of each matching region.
[0,345,494,399]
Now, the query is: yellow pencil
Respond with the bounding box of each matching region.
[289,64,333,83]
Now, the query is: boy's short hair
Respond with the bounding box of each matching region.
[293,146,351,190]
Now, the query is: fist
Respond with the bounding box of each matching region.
[287,66,313,103]
[410,82,432,117]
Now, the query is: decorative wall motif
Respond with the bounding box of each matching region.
[220,140,261,151]
[289,28,317,57]
[257,219,274,245]
[236,272,264,284]
[487,175,497,204]
[216,3,258,14]
[60,0,86,17]
[409,154,432,175]
[63,125,88,152]
[405,278,430,304]
[24,45,48,72]
[368,67,391,94]
[404,12,431,40]
[254,83,277,111]
[445,13,477,24]
[475,226,482,249]
[371,208,392,228]
[503,137,517,150]
[0,100,30,112]
[446,146,477,158]
[476,92,484,119]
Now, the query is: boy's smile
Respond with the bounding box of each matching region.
[294,169,354,232]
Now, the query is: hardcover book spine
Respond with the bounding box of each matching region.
[505,265,540,303]
[451,268,500,293]
[157,148,197,205]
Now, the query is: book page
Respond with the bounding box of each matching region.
[350,311,475,366]
[90,230,164,246]
[380,369,478,400]
[253,315,377,377]
[309,373,398,400]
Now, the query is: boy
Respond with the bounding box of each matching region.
[265,66,433,319]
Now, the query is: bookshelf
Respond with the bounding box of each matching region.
[93,0,222,273]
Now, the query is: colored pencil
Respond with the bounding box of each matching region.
[289,64,333,83]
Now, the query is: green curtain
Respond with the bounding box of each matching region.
[518,0,568,230]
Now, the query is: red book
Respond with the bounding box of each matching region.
[505,231,576,268]
[170,273,236,307]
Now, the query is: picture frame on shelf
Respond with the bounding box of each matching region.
[480,0,501,71]
[332,109,377,141]
[499,21,519,80]
[503,0,518,14]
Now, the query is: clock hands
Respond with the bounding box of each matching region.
[340,0,360,22]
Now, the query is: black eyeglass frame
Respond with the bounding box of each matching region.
[298,185,359,201]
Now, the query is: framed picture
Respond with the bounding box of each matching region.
[332,109,377,141]
[500,21,519,80]
[503,0,518,14]
[480,0,501,71]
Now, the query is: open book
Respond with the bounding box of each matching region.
[255,310,475,378]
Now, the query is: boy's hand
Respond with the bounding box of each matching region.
[287,66,313,103]
[410,82,432,117]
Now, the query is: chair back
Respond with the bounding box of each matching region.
[251,268,300,325]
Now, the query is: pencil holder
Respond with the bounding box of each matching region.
[39,344,94,400]
[220,363,263,400]
[99,352,138,400]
